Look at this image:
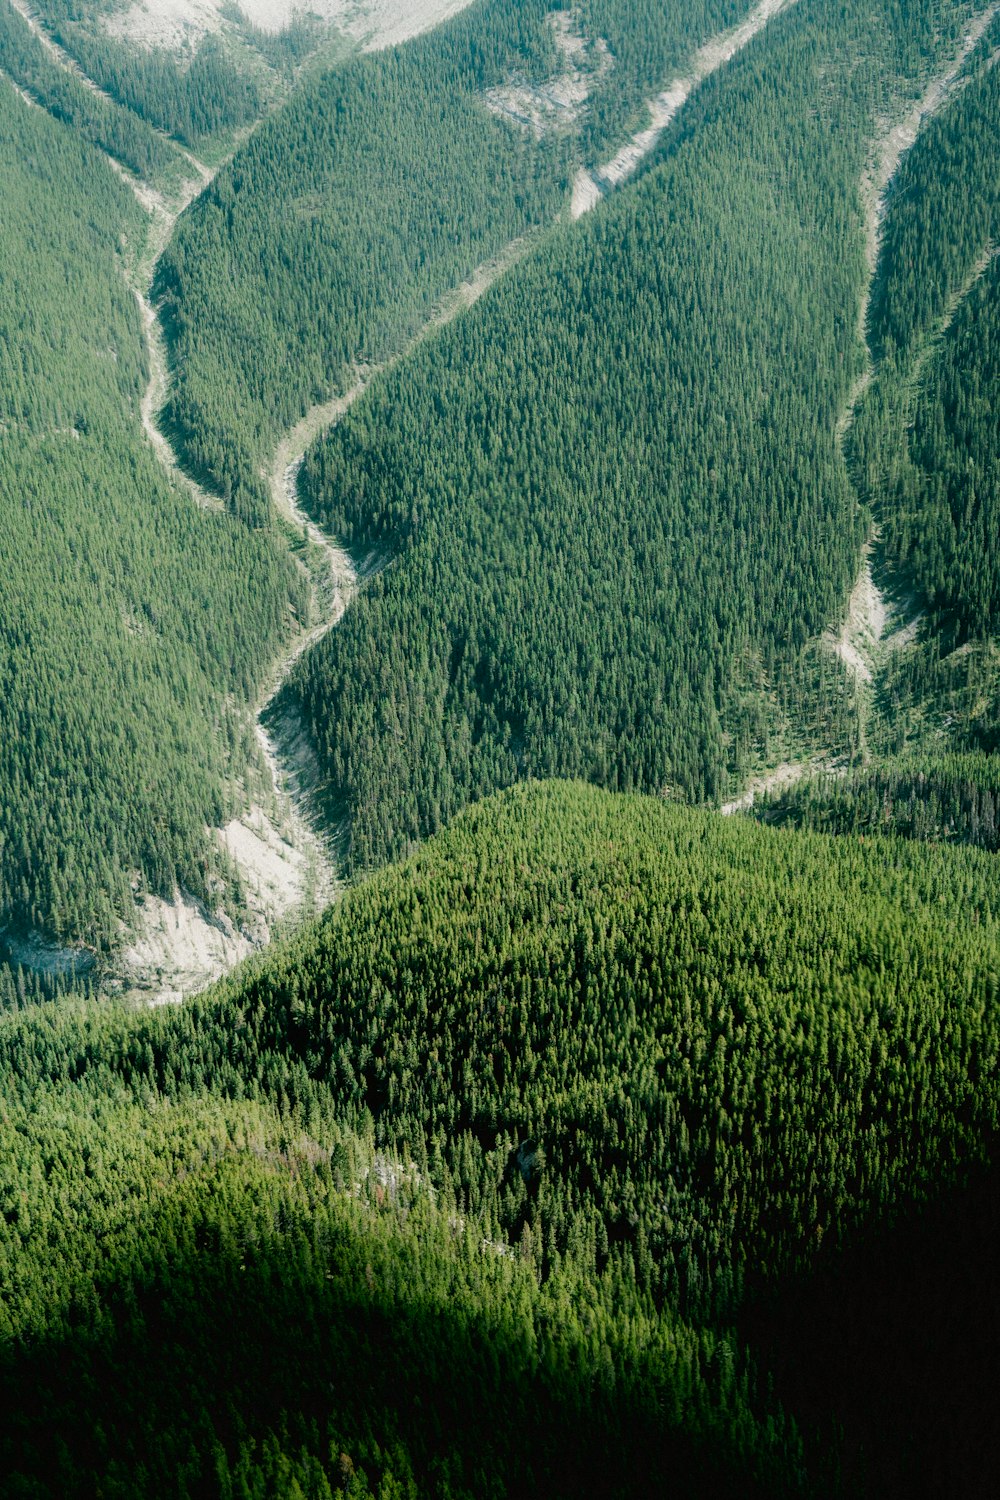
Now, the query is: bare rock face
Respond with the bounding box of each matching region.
[102,0,475,56]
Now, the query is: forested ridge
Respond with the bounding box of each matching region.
[0,0,179,180]
[754,17,1000,860]
[25,0,262,145]
[3,0,1000,1490]
[572,0,749,154]
[1,782,999,1493]
[857,8,1000,648]
[154,0,573,524]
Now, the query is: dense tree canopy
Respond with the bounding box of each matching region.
[0,0,178,180]
[0,78,303,957]
[27,0,262,145]
[842,16,1000,760]
[2,2,1000,1485]
[1,781,999,1492]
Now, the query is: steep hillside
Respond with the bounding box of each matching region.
[0,78,306,977]
[850,11,1000,756]
[1,781,999,1492]
[19,0,266,146]
[754,14,1000,831]
[0,0,180,180]
[283,0,986,873]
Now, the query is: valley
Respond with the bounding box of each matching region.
[4,0,997,975]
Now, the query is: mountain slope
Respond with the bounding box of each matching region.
[285,0,988,872]
[151,0,772,524]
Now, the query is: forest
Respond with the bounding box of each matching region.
[26,0,263,145]
[777,11,1000,827]
[152,0,772,525]
[0,0,178,180]
[857,11,1000,653]
[154,0,572,524]
[757,752,1000,847]
[1,781,999,1494]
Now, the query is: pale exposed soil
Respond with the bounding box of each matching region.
[570,167,602,216]
[104,0,226,52]
[720,759,847,816]
[484,9,611,137]
[104,0,472,52]
[220,804,316,916]
[118,751,336,1002]
[121,889,254,1004]
[352,0,473,51]
[825,537,887,686]
[574,0,792,214]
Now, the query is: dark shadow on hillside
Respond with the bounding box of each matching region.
[743,1156,1000,1499]
[0,1193,802,1500]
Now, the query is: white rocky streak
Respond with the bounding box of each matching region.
[825,541,886,687]
[571,0,792,217]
